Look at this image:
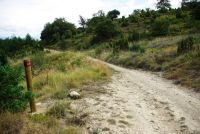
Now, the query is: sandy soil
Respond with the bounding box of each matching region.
[85,61,200,134]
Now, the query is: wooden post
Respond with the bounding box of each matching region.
[24,59,36,113]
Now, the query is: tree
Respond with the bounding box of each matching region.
[0,35,40,57]
[41,18,76,45]
[156,0,171,12]
[190,0,200,20]
[181,0,189,9]
[79,15,87,30]
[95,19,120,40]
[107,9,120,20]
[86,13,106,33]
[25,34,32,44]
[93,10,105,17]
[181,0,200,20]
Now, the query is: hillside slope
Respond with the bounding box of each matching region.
[88,34,200,91]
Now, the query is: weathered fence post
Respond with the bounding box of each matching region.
[24,59,36,113]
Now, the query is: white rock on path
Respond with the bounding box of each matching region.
[69,91,80,99]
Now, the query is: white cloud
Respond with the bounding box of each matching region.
[0,0,182,38]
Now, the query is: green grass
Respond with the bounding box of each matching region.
[47,101,71,119]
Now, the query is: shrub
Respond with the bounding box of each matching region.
[111,36,129,53]
[177,37,194,54]
[47,101,70,118]
[169,24,181,35]
[128,31,140,41]
[129,43,145,53]
[151,16,175,36]
[0,66,32,112]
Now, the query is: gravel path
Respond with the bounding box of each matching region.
[85,61,200,134]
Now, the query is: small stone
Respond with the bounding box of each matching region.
[36,102,42,106]
[69,91,80,99]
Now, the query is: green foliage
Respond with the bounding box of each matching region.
[41,18,76,45]
[0,50,8,66]
[86,11,106,33]
[156,0,171,12]
[71,58,81,67]
[0,34,42,57]
[129,9,143,23]
[128,31,140,41]
[151,16,175,36]
[58,39,67,49]
[181,0,200,20]
[29,114,49,123]
[79,15,87,30]
[177,37,194,54]
[175,8,190,20]
[94,19,120,42]
[47,101,70,118]
[111,36,129,53]
[129,43,145,53]
[0,65,32,112]
[121,16,129,27]
[107,9,120,20]
[191,1,200,20]
[168,24,182,35]
[31,51,46,69]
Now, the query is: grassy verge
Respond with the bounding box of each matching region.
[87,34,200,91]
[0,51,111,134]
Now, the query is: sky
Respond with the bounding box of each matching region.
[0,0,182,39]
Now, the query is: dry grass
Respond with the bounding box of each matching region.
[2,51,111,134]
[0,112,24,134]
[29,51,111,100]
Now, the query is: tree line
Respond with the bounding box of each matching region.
[40,0,200,49]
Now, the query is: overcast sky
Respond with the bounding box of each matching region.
[0,0,182,39]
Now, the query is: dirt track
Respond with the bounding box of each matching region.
[85,61,200,134]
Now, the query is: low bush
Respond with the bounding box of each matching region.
[128,31,140,41]
[150,16,176,36]
[129,43,145,53]
[47,101,70,118]
[0,65,32,112]
[111,36,129,53]
[177,37,194,54]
